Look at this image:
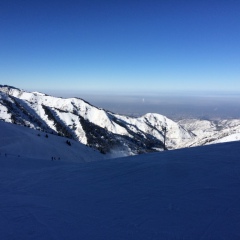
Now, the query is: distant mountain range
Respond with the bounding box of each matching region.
[1,85,240,155]
[178,118,240,147]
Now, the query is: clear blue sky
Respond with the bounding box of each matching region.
[1,0,240,94]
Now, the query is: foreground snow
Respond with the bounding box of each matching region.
[0,137,240,239]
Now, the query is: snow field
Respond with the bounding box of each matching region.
[1,121,240,240]
[0,121,104,163]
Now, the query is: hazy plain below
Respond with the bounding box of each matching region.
[50,91,240,121]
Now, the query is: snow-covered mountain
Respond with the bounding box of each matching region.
[179,118,240,147]
[1,85,240,154]
[0,85,193,155]
[1,126,240,239]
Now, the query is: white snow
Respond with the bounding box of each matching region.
[115,112,194,149]
[0,104,11,122]
[1,121,240,239]
[1,85,240,154]
[179,118,240,148]
[0,94,13,122]
[0,121,103,162]
[211,132,240,143]
[0,86,194,150]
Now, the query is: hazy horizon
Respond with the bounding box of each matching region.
[38,88,240,121]
[2,84,239,120]
[74,94,240,121]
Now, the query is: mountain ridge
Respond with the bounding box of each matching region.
[1,85,240,155]
[0,85,194,155]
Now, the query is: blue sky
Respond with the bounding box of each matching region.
[1,0,240,94]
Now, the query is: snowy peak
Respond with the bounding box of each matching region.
[0,85,195,155]
[0,84,21,94]
[0,85,240,156]
[2,85,238,155]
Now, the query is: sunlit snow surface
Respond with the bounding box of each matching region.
[0,85,194,150]
[179,119,240,147]
[0,121,103,163]
[1,121,240,239]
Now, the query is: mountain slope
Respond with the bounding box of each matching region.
[179,118,240,147]
[1,137,240,239]
[0,85,193,154]
[0,120,103,162]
